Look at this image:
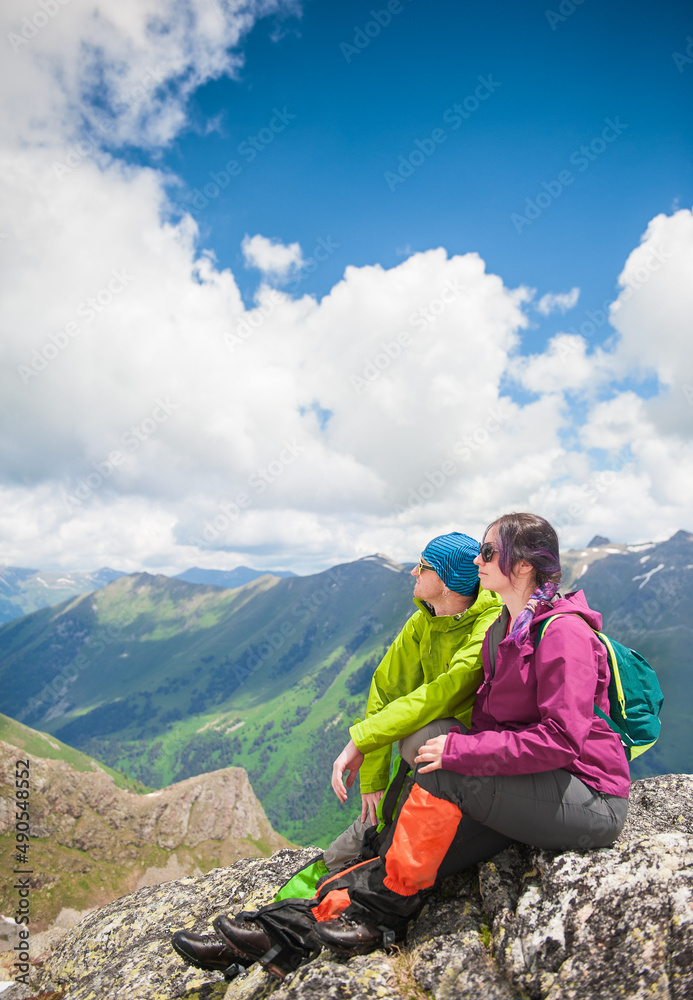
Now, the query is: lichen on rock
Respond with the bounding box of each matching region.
[4,774,692,1000]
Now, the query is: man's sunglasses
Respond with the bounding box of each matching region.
[479,542,500,563]
[417,557,434,575]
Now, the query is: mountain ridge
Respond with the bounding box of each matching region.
[0,536,689,845]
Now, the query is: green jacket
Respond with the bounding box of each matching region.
[349,587,502,793]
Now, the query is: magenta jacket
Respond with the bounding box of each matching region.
[441,590,630,798]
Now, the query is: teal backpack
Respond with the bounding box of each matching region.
[536,614,663,762]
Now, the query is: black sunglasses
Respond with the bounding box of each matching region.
[479,542,499,563]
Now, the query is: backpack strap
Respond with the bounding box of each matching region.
[534,612,625,736]
[487,607,510,679]
[534,613,565,646]
[380,755,410,827]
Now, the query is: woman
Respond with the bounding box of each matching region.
[173,513,630,978]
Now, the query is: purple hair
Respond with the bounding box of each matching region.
[484,513,562,645]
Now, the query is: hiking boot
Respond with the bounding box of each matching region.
[171,929,248,977]
[213,914,305,980]
[315,916,405,956]
[213,914,273,961]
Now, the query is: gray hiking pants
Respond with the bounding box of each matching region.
[324,719,628,874]
[425,765,629,878]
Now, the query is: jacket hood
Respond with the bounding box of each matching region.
[531,589,602,633]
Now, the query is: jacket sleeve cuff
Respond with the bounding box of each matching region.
[349,722,365,749]
[441,729,467,771]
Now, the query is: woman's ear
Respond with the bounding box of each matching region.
[512,559,535,583]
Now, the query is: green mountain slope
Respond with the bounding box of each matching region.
[0,555,416,845]
[2,536,689,848]
[0,713,147,792]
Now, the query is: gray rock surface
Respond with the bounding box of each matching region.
[5,774,692,1000]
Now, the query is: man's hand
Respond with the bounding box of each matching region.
[331,739,365,803]
[415,734,447,773]
[360,789,385,826]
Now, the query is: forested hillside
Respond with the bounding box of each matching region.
[0,555,415,845]
[1,535,690,845]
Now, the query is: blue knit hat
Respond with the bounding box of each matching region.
[422,532,479,595]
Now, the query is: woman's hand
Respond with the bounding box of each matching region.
[415,734,448,773]
[331,739,365,803]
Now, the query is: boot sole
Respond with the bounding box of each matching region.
[317,929,405,957]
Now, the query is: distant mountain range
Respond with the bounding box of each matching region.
[0,538,643,626]
[0,564,296,624]
[0,534,689,846]
[566,529,693,782]
[175,566,296,588]
[0,566,125,624]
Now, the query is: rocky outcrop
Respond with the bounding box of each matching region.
[0,739,289,934]
[3,774,691,1000]
[0,739,284,854]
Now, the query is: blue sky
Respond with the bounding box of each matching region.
[163,1,691,333]
[1,0,692,574]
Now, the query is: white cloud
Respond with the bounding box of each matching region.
[242,233,305,277]
[0,182,691,571]
[535,287,580,316]
[580,392,645,453]
[510,333,602,395]
[0,0,691,575]
[608,209,693,390]
[0,0,292,150]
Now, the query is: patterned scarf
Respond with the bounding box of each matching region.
[509,581,559,646]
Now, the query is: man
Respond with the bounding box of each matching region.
[325,530,502,869]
